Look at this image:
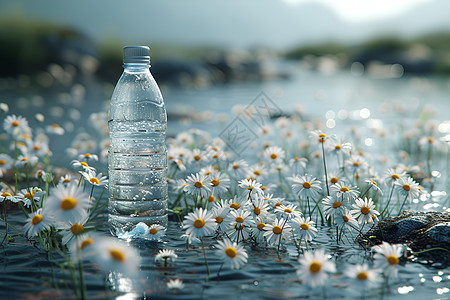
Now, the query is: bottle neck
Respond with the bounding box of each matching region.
[123,63,150,72]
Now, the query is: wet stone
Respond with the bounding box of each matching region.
[360,211,450,267]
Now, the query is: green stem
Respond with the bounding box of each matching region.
[410,247,450,256]
[200,238,210,280]
[321,142,330,196]
[398,194,409,215]
[381,183,395,218]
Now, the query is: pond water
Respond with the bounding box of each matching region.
[1,63,450,299]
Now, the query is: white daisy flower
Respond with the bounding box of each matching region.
[43,183,90,223]
[296,248,336,287]
[345,263,382,288]
[180,234,201,247]
[71,160,96,172]
[334,207,359,228]
[228,159,249,179]
[289,157,308,175]
[249,193,270,219]
[0,153,13,176]
[184,173,211,198]
[251,216,268,244]
[363,179,383,196]
[263,146,285,164]
[215,238,248,269]
[224,195,252,211]
[328,137,352,156]
[59,174,75,185]
[322,195,346,221]
[146,224,166,241]
[225,208,255,229]
[57,213,89,246]
[263,217,291,246]
[79,169,108,186]
[246,163,267,182]
[155,249,178,265]
[15,154,38,168]
[310,130,329,146]
[3,114,30,137]
[345,155,368,173]
[69,233,97,263]
[330,182,359,202]
[383,168,405,187]
[290,216,318,242]
[238,178,263,199]
[183,208,217,238]
[372,242,404,278]
[17,187,42,208]
[78,152,99,162]
[0,192,19,203]
[92,236,141,277]
[209,171,230,196]
[46,123,65,135]
[350,198,380,224]
[167,279,184,290]
[274,203,301,220]
[211,206,230,232]
[395,176,420,202]
[23,208,53,238]
[291,175,322,200]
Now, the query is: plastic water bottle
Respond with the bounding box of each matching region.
[108,46,168,238]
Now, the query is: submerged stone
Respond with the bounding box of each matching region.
[360,211,450,267]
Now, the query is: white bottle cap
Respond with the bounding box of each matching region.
[123,46,150,64]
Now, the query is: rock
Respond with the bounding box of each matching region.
[360,211,450,267]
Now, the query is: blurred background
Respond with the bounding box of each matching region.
[1,0,450,167]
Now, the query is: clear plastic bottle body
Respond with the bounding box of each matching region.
[108,63,168,237]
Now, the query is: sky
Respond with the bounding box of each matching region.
[0,0,444,50]
[282,0,432,22]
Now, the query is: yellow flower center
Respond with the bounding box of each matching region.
[193,218,205,228]
[257,222,266,231]
[253,170,261,176]
[272,225,282,235]
[235,216,245,223]
[208,195,215,202]
[213,154,219,159]
[80,238,94,249]
[109,249,126,262]
[303,181,312,189]
[270,153,277,160]
[340,187,350,192]
[371,180,377,186]
[12,120,19,127]
[149,228,158,235]
[331,177,338,184]
[31,214,43,225]
[254,207,261,215]
[80,162,88,167]
[353,162,360,167]
[300,223,309,230]
[90,177,100,185]
[215,216,223,224]
[319,133,327,138]
[309,261,322,273]
[343,215,349,222]
[194,181,203,188]
[274,202,282,208]
[387,255,399,265]
[428,137,434,143]
[361,206,370,215]
[333,202,341,208]
[1,192,12,197]
[403,184,411,191]
[60,197,77,210]
[357,272,368,280]
[391,174,400,180]
[225,247,237,258]
[335,145,342,150]
[70,224,85,235]
[233,164,239,169]
[21,158,28,162]
[0,160,5,165]
[230,203,240,210]
[63,179,71,183]
[51,124,60,129]
[211,179,220,187]
[194,155,201,161]
[261,186,267,191]
[34,145,40,151]
[284,208,293,213]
